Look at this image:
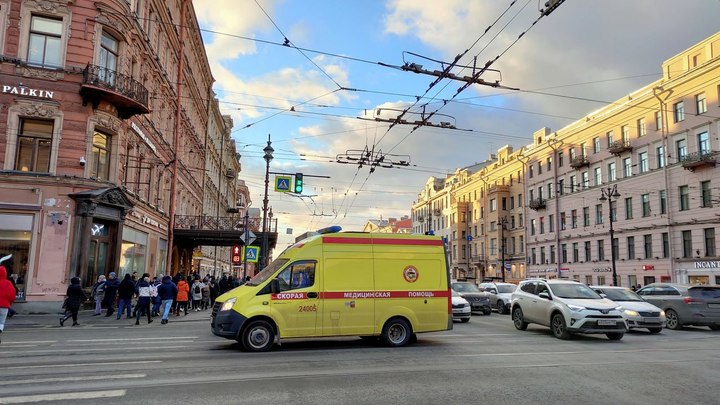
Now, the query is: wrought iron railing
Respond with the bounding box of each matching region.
[174,215,277,233]
[82,64,149,107]
[680,151,716,169]
[608,140,632,155]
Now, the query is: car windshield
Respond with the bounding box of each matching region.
[453,283,481,293]
[549,284,602,299]
[497,285,516,293]
[601,288,644,302]
[246,259,289,286]
[452,290,462,297]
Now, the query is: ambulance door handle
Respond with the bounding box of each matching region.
[307,292,318,298]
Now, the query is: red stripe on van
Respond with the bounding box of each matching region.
[320,290,450,299]
[323,237,443,246]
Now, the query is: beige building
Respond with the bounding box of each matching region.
[524,32,720,286]
[413,32,720,287]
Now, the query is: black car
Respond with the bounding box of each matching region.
[452,282,491,315]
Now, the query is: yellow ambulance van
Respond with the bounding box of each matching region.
[211,227,452,351]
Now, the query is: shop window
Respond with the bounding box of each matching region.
[15,118,53,172]
[120,228,148,277]
[0,213,34,301]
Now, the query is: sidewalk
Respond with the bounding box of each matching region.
[7,307,211,328]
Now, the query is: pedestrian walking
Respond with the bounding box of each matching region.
[103,272,120,317]
[201,280,211,310]
[117,273,135,320]
[191,276,203,311]
[60,277,86,327]
[134,275,153,325]
[175,276,189,316]
[157,275,178,324]
[208,276,219,307]
[0,263,17,344]
[151,276,162,316]
[218,273,229,294]
[91,275,106,315]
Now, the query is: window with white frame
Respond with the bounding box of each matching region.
[637,118,646,137]
[594,167,601,186]
[679,185,690,211]
[99,31,119,85]
[625,197,633,220]
[659,190,667,214]
[621,125,630,142]
[623,157,632,177]
[606,131,614,147]
[656,145,666,168]
[28,15,63,68]
[569,175,576,193]
[638,151,648,173]
[655,111,662,130]
[91,131,111,180]
[701,180,712,208]
[676,138,687,160]
[673,101,684,123]
[593,137,600,153]
[696,92,706,114]
[641,194,651,217]
[581,172,589,189]
[698,131,710,154]
[607,161,616,181]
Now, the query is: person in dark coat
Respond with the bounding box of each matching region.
[218,273,229,295]
[156,275,178,324]
[134,276,153,325]
[60,277,86,326]
[117,274,135,320]
[103,272,120,317]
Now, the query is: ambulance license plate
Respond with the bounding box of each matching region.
[597,320,616,326]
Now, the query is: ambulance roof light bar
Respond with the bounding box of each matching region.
[316,225,342,234]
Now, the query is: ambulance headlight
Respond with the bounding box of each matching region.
[220,298,237,312]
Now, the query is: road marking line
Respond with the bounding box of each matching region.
[3,360,161,370]
[450,347,719,357]
[0,389,126,404]
[68,336,198,342]
[0,340,56,344]
[0,346,187,355]
[0,374,146,386]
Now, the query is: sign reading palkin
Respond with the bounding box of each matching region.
[2,84,54,99]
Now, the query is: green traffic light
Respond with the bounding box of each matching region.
[294,173,303,193]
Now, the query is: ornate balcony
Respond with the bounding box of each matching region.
[80,64,150,119]
[608,140,632,155]
[680,151,716,172]
[172,215,277,248]
[569,156,590,169]
[528,198,546,210]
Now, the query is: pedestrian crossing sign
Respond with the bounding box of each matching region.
[275,175,292,192]
[243,246,260,262]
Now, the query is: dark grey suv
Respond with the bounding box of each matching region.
[452,282,491,315]
[636,284,720,330]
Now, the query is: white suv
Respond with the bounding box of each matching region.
[511,279,628,340]
[480,282,517,314]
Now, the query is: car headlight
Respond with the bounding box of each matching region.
[623,309,639,317]
[659,310,666,317]
[567,304,586,311]
[220,298,237,312]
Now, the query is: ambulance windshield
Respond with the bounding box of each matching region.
[246,259,289,286]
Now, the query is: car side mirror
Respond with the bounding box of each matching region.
[491,289,498,294]
[538,291,551,300]
[600,293,607,298]
[270,278,280,294]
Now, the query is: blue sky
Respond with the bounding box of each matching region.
[194,0,720,248]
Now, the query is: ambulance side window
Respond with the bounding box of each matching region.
[277,261,317,292]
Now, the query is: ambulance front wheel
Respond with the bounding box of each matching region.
[380,317,413,347]
[240,320,275,352]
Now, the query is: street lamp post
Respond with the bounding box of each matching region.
[599,184,621,286]
[499,217,508,282]
[260,134,274,271]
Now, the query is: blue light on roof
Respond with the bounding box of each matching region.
[316,225,342,234]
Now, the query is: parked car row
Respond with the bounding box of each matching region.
[508,279,720,340]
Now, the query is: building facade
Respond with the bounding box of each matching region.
[413,32,720,287]
[0,0,240,312]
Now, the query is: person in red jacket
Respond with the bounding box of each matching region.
[0,264,17,344]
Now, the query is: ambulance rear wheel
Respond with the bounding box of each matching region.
[380,318,412,347]
[240,320,275,352]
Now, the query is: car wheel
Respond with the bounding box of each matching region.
[380,318,412,347]
[497,300,507,314]
[665,309,682,330]
[551,313,570,339]
[606,332,624,340]
[240,320,275,352]
[512,307,528,330]
[483,308,492,315]
[648,328,662,334]
[460,318,470,323]
[708,325,720,331]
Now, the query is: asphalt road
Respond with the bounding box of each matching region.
[1,309,718,405]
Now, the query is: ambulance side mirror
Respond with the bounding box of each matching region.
[270,278,280,294]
